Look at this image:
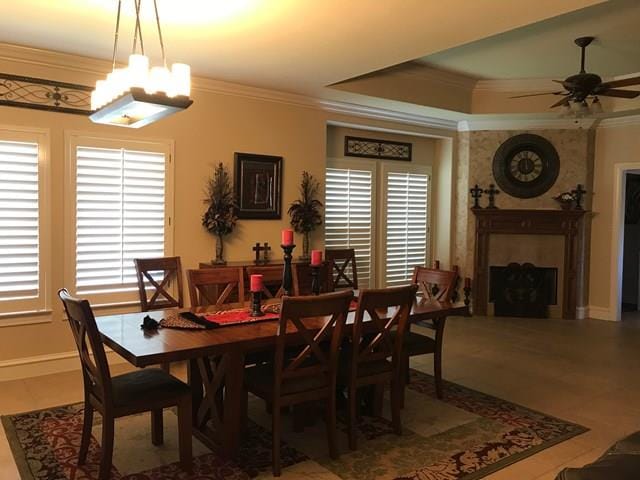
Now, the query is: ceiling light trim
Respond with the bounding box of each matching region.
[458,117,597,131]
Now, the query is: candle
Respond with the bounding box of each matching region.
[464,277,471,289]
[311,249,322,266]
[250,274,263,293]
[281,229,294,246]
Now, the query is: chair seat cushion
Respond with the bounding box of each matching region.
[556,431,640,480]
[338,358,392,383]
[111,368,190,408]
[245,363,329,398]
[391,330,436,356]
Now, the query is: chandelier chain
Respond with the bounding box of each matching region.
[153,0,167,67]
[132,0,145,55]
[111,0,123,71]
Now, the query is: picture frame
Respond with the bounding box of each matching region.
[234,152,283,219]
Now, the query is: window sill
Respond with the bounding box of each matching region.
[0,310,53,327]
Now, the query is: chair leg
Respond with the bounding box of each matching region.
[434,351,443,400]
[326,392,338,460]
[372,384,384,417]
[348,386,358,451]
[272,400,282,477]
[98,415,114,480]
[292,404,305,433]
[390,379,402,436]
[78,401,94,465]
[151,409,163,445]
[177,396,193,473]
[403,354,411,384]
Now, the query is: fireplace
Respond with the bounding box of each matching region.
[489,263,557,318]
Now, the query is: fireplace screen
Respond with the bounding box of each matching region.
[489,263,558,318]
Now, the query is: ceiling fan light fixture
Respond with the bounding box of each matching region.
[89,0,193,128]
[591,96,603,114]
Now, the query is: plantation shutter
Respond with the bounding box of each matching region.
[75,146,166,294]
[385,171,429,287]
[0,141,40,301]
[325,167,373,288]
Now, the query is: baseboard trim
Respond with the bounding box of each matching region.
[576,306,587,320]
[587,306,615,321]
[0,349,127,382]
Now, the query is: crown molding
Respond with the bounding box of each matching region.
[394,62,478,90]
[597,114,640,129]
[458,117,596,131]
[474,78,557,93]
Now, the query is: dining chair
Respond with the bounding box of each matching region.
[326,248,359,290]
[134,256,184,311]
[399,265,459,399]
[341,284,417,451]
[243,289,353,476]
[245,264,300,298]
[58,289,192,480]
[187,267,245,307]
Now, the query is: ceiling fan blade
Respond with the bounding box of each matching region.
[550,96,571,108]
[510,91,564,99]
[598,88,640,99]
[599,76,640,89]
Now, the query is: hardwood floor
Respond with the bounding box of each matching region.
[2,314,640,479]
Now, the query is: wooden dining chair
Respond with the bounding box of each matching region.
[187,267,245,307]
[58,289,192,480]
[134,256,184,311]
[399,265,459,399]
[341,284,417,451]
[245,264,299,298]
[243,290,353,476]
[326,248,359,290]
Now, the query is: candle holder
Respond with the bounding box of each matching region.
[310,264,321,295]
[281,244,296,296]
[463,285,472,307]
[250,290,265,317]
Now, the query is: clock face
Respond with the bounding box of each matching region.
[493,134,560,199]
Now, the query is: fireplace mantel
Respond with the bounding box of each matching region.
[472,208,586,319]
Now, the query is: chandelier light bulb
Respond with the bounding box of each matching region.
[128,54,149,89]
[171,63,191,97]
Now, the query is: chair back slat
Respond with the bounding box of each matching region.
[245,265,299,298]
[58,289,112,403]
[187,267,245,307]
[134,257,184,311]
[274,290,353,392]
[326,248,359,290]
[412,266,458,303]
[351,285,418,369]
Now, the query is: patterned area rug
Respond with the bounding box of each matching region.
[2,370,587,480]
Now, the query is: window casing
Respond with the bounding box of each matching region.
[66,134,173,306]
[0,128,50,316]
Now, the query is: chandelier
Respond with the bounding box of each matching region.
[559,96,603,118]
[90,0,193,128]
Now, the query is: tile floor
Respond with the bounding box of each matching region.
[2,314,640,479]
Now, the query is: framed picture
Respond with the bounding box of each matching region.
[234,152,283,219]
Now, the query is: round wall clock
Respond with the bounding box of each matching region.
[492,134,560,199]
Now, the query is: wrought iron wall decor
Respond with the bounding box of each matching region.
[0,73,92,115]
[344,136,412,161]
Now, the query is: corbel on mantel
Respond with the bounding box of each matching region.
[472,208,587,320]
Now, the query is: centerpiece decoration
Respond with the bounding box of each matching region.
[202,163,237,264]
[288,171,323,261]
[553,191,576,210]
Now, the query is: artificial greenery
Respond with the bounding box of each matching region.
[202,163,238,236]
[288,171,323,233]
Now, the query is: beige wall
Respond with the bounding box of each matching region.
[0,50,455,365]
[589,123,640,318]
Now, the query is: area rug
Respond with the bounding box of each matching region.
[2,370,587,480]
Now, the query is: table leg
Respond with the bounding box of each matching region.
[221,350,245,456]
[188,359,203,426]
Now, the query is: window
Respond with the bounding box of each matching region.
[325,163,375,288]
[0,128,49,316]
[383,169,429,286]
[66,135,173,305]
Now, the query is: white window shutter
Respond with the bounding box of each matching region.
[325,167,373,288]
[0,141,40,301]
[385,171,429,287]
[75,146,166,294]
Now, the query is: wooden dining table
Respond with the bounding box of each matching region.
[94,296,469,456]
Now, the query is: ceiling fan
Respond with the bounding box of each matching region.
[512,36,640,110]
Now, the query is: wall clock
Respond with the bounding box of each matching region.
[492,133,559,199]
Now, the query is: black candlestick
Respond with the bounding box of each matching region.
[484,184,500,209]
[281,244,296,296]
[250,291,265,317]
[571,184,586,210]
[469,184,483,209]
[463,285,472,306]
[310,264,321,295]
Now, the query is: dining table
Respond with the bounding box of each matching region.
[94,294,469,457]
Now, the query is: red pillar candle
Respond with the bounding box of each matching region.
[281,229,294,246]
[311,249,323,266]
[250,274,263,293]
[464,277,471,288]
